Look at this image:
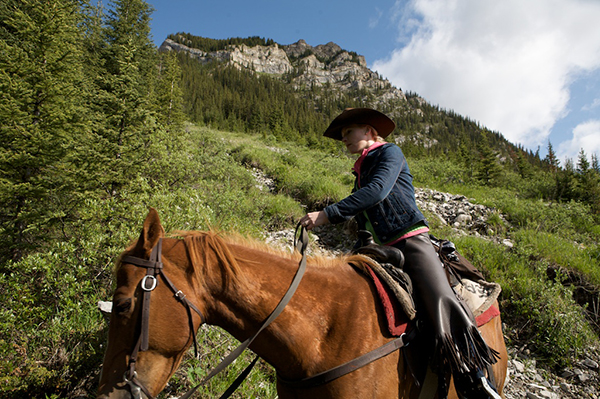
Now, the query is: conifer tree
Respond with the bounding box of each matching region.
[544,141,560,172]
[575,149,600,212]
[516,151,533,179]
[87,0,158,197]
[0,0,86,261]
[475,136,501,185]
[556,158,577,201]
[155,51,185,132]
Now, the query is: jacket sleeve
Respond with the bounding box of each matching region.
[324,144,406,224]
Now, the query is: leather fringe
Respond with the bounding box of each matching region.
[434,325,500,394]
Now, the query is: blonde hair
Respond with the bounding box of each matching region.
[361,124,386,143]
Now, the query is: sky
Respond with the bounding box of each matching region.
[143,0,600,164]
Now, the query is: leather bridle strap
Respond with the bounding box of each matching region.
[141,239,162,351]
[121,238,206,399]
[160,271,205,357]
[277,327,417,389]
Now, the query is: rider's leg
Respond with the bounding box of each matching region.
[397,232,499,398]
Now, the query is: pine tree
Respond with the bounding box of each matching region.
[86,0,158,197]
[0,0,86,261]
[575,149,600,212]
[592,153,599,173]
[544,141,560,172]
[556,158,577,201]
[516,151,533,179]
[475,136,502,185]
[155,51,185,132]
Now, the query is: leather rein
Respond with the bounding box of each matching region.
[118,225,414,398]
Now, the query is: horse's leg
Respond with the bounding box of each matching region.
[483,312,508,397]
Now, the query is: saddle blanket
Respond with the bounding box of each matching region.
[366,266,501,337]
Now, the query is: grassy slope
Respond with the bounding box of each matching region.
[2,124,598,398]
[169,125,599,397]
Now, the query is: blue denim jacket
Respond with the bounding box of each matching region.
[324,143,427,244]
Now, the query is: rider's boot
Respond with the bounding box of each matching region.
[453,369,502,399]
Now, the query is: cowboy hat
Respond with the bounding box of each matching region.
[323,108,396,140]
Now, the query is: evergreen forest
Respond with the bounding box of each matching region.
[1,0,599,397]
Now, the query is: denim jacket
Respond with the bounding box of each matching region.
[324,143,427,244]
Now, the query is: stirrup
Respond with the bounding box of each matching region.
[455,369,501,399]
[479,375,502,399]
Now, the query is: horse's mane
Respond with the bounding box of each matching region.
[171,230,378,286]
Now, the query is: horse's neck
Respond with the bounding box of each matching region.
[203,243,374,377]
[205,243,324,336]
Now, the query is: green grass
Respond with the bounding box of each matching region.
[164,327,277,399]
[227,132,354,209]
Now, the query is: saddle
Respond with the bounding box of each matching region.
[351,231,416,322]
[353,231,502,398]
[352,231,501,333]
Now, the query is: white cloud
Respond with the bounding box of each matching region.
[369,8,383,29]
[557,120,600,162]
[373,0,600,149]
[582,98,600,111]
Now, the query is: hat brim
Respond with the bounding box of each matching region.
[323,108,395,140]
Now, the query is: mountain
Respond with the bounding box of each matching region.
[160,33,537,164]
[160,37,405,102]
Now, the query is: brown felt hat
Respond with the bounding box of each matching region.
[323,108,396,140]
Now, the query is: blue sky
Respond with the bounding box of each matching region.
[143,0,600,163]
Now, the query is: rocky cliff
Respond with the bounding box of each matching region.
[159,37,406,106]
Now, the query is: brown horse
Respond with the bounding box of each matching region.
[98,209,508,398]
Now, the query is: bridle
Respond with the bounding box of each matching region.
[116,226,414,398]
[120,238,206,399]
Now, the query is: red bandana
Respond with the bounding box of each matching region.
[352,142,386,186]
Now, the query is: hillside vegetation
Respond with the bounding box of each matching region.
[1,0,599,397]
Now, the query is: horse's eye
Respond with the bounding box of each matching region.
[114,298,132,316]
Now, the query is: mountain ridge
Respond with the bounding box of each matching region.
[160,36,406,104]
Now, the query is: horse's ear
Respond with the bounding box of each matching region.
[135,208,165,256]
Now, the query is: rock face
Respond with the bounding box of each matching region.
[159,38,292,75]
[159,37,406,106]
[230,44,293,75]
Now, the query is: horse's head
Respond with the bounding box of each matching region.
[98,209,204,399]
